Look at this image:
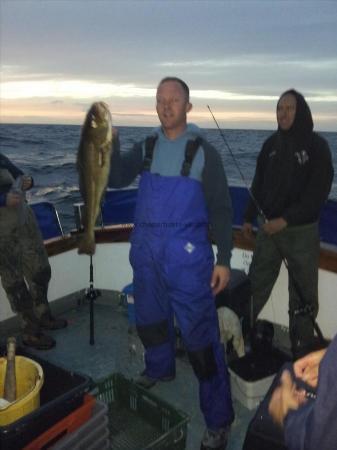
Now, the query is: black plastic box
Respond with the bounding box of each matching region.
[229,347,290,383]
[215,268,251,310]
[0,347,91,450]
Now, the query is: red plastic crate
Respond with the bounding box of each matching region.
[23,394,95,450]
[0,348,91,450]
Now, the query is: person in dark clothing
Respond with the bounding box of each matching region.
[242,89,334,358]
[268,333,337,450]
[0,153,67,350]
[109,77,234,450]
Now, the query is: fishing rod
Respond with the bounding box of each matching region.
[207,105,326,346]
[207,105,267,222]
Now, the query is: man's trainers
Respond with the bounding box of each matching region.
[22,332,56,350]
[40,315,68,330]
[136,371,175,389]
[200,427,230,450]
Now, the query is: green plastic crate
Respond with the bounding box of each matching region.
[95,373,189,449]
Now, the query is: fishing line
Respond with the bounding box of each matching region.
[207,105,266,222]
[207,105,325,346]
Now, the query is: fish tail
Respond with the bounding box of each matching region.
[77,233,96,255]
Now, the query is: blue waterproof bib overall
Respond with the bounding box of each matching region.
[130,148,234,430]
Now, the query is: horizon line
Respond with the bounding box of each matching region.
[0,121,335,134]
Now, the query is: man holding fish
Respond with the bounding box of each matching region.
[107,77,234,450]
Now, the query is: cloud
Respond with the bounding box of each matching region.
[1,80,156,100]
[3,78,336,104]
[157,54,337,76]
[1,1,336,130]
[159,56,337,71]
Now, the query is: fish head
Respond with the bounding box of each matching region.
[87,102,112,130]
[81,102,113,149]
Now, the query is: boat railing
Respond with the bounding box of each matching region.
[29,187,337,273]
[30,201,64,240]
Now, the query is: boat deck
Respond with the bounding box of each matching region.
[6,290,257,450]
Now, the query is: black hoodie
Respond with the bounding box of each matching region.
[244,89,334,226]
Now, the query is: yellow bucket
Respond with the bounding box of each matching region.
[0,356,44,426]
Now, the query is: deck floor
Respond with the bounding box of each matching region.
[3,291,257,450]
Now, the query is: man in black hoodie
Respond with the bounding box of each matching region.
[243,89,334,358]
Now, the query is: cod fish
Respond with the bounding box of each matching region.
[77,101,113,254]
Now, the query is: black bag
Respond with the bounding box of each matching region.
[242,362,292,450]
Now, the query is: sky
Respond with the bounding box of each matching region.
[1,0,337,130]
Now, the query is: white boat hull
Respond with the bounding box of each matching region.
[1,238,336,340]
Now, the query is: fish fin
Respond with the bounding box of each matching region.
[77,234,96,255]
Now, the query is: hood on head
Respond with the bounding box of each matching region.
[278,89,313,142]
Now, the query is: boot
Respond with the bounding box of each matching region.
[39,313,68,330]
[200,427,230,450]
[22,332,56,350]
[292,336,328,360]
[136,370,175,389]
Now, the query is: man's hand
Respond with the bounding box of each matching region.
[242,222,254,240]
[262,217,287,235]
[6,192,22,207]
[211,265,230,295]
[21,176,33,191]
[269,370,306,427]
[293,348,327,389]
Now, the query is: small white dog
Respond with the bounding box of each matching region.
[217,306,245,357]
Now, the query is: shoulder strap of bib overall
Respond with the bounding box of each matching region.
[142,135,158,171]
[181,137,202,177]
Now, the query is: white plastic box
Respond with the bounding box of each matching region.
[229,368,276,410]
[228,349,289,410]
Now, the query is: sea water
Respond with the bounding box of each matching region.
[1,123,336,233]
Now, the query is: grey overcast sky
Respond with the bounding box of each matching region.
[1,0,336,130]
